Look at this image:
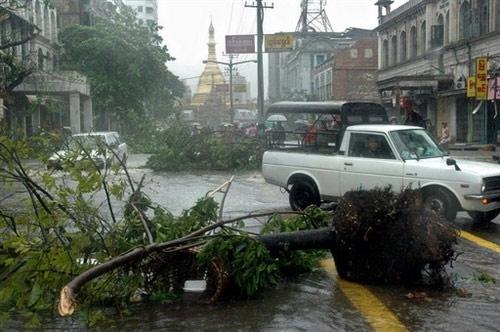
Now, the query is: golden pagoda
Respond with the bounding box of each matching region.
[191,20,226,106]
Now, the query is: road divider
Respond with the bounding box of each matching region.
[320,258,408,332]
[459,231,500,253]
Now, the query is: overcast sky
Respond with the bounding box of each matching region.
[158,0,407,97]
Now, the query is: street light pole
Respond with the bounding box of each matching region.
[228,56,234,123]
[203,59,257,123]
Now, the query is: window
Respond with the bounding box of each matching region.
[350,49,358,58]
[37,48,44,70]
[390,35,397,65]
[399,31,407,62]
[52,53,58,70]
[348,133,395,159]
[46,52,51,71]
[364,48,373,58]
[496,0,500,30]
[137,6,143,12]
[445,11,450,44]
[390,129,446,160]
[421,21,427,54]
[460,1,472,39]
[382,40,389,68]
[43,5,49,38]
[35,0,42,28]
[51,11,57,42]
[314,54,326,66]
[431,15,444,48]
[479,0,489,35]
[146,7,154,14]
[410,26,417,58]
[431,26,444,48]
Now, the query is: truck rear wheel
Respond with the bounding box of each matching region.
[423,188,457,222]
[289,181,320,211]
[468,209,500,226]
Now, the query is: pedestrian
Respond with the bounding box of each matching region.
[439,121,450,148]
[272,121,286,145]
[390,116,398,125]
[246,123,257,137]
[404,108,426,128]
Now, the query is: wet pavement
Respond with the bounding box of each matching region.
[2,154,500,331]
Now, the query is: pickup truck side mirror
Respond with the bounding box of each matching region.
[446,158,461,171]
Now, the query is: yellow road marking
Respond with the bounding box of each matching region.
[459,231,500,253]
[321,259,408,332]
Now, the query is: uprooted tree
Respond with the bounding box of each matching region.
[0,133,458,327]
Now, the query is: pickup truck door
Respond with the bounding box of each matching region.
[340,132,404,195]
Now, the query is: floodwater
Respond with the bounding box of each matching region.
[3,155,500,331]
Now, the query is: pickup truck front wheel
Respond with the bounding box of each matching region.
[289,182,320,211]
[423,188,457,222]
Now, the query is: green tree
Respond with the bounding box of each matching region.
[59,4,184,137]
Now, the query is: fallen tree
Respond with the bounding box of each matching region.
[58,188,458,316]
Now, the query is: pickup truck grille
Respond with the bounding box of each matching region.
[483,176,500,192]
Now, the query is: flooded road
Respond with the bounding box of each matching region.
[3,155,500,331]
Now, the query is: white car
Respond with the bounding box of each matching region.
[47,132,128,170]
[263,124,500,225]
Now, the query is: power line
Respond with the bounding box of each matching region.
[227,0,235,34]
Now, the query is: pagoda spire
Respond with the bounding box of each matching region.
[208,17,217,62]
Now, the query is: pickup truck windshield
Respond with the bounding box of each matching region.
[389,129,446,160]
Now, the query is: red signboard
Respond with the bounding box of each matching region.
[225,35,255,54]
[497,77,500,100]
[488,78,496,100]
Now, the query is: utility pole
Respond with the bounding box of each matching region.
[245,1,273,122]
[203,58,257,123]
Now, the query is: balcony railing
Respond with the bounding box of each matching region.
[381,0,425,25]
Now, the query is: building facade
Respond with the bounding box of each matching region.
[268,28,375,102]
[311,37,379,102]
[376,0,500,143]
[1,0,93,136]
[122,0,158,26]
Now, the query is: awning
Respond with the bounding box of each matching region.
[377,74,453,92]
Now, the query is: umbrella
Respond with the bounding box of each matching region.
[267,114,287,122]
[294,119,309,125]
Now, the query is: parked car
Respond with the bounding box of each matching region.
[262,101,500,225]
[47,132,128,170]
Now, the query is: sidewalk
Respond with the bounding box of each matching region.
[448,144,500,163]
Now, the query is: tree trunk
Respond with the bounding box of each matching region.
[257,228,335,251]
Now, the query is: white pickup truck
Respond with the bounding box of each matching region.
[262,102,500,224]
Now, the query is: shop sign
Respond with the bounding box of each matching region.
[215,84,229,93]
[225,35,255,54]
[233,84,247,93]
[475,57,488,100]
[497,77,500,100]
[467,77,476,98]
[265,33,294,52]
[487,78,496,100]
